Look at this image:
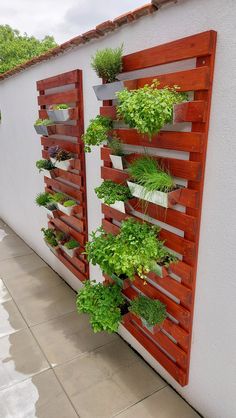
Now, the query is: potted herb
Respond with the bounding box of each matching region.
[127,155,182,209]
[48,146,74,170]
[95,180,132,213]
[34,118,55,136]
[60,238,80,258]
[35,192,57,215]
[91,45,124,100]
[76,280,125,333]
[82,115,112,152]
[85,218,176,281]
[117,80,188,138]
[129,295,167,334]
[35,159,55,177]
[108,137,126,170]
[41,227,59,255]
[46,103,71,122]
[52,192,77,215]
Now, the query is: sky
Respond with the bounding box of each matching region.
[0,0,147,44]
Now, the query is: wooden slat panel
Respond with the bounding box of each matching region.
[57,251,87,281]
[123,315,187,386]
[38,89,79,106]
[41,137,80,154]
[59,214,84,232]
[123,67,210,92]
[55,124,80,137]
[101,166,199,209]
[54,170,82,187]
[113,129,203,153]
[100,106,117,119]
[37,70,80,90]
[45,177,83,201]
[39,108,78,120]
[50,218,85,245]
[173,101,206,123]
[122,30,216,72]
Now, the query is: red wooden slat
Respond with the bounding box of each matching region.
[41,137,80,154]
[39,108,78,120]
[55,124,80,137]
[173,101,206,123]
[50,218,85,245]
[122,30,215,72]
[54,170,82,187]
[37,69,80,90]
[45,177,83,201]
[38,89,79,106]
[59,214,84,232]
[113,129,203,153]
[57,251,87,281]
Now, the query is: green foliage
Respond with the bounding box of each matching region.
[55,231,69,244]
[35,159,55,172]
[52,192,67,203]
[35,192,52,207]
[129,295,167,327]
[55,149,73,161]
[45,202,57,211]
[91,45,123,83]
[85,218,175,279]
[53,104,69,110]
[35,118,54,126]
[76,280,125,333]
[82,115,113,152]
[128,156,175,193]
[41,228,58,247]
[95,180,132,205]
[63,200,76,207]
[117,80,188,138]
[0,25,57,74]
[64,239,79,250]
[108,136,124,156]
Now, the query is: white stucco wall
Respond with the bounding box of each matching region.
[1,1,236,417]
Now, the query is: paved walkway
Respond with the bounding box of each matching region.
[0,219,200,418]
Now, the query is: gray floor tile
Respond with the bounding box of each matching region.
[0,299,27,338]
[0,234,33,262]
[0,279,11,303]
[0,253,46,280]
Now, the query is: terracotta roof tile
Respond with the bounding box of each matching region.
[0,0,179,82]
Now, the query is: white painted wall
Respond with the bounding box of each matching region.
[1,1,236,417]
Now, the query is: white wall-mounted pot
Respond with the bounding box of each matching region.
[46,108,72,122]
[127,181,182,209]
[59,244,78,258]
[103,200,126,213]
[93,81,124,100]
[44,240,59,256]
[110,154,126,170]
[110,273,131,290]
[50,158,74,171]
[57,202,76,216]
[34,124,55,136]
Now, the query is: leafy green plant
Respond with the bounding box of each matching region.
[129,295,167,327]
[63,199,76,207]
[36,159,55,173]
[91,45,123,83]
[52,192,67,203]
[52,104,69,110]
[128,155,175,193]
[85,218,176,280]
[95,180,132,205]
[41,227,58,247]
[82,115,113,152]
[108,136,124,156]
[34,118,54,126]
[76,280,125,333]
[64,239,79,250]
[55,231,69,244]
[117,80,188,138]
[35,192,53,207]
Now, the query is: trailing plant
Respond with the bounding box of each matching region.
[85,218,176,280]
[35,192,53,207]
[108,136,124,156]
[117,80,188,138]
[34,118,54,126]
[128,155,175,193]
[48,146,73,161]
[41,228,58,247]
[91,45,123,83]
[82,115,113,152]
[129,295,167,327]
[95,180,132,205]
[76,280,125,333]
[64,239,79,250]
[63,199,76,207]
[36,159,55,173]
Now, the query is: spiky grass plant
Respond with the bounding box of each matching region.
[36,159,55,173]
[108,136,124,156]
[35,192,53,207]
[91,45,123,83]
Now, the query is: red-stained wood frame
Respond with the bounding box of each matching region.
[100,31,217,386]
[36,69,89,282]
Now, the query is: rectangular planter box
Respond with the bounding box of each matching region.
[50,158,74,171]
[93,81,124,101]
[44,240,59,256]
[59,244,78,258]
[110,155,126,170]
[111,274,131,290]
[127,181,182,208]
[102,199,126,213]
[57,202,76,216]
[46,108,72,122]
[34,124,55,136]
[151,263,168,278]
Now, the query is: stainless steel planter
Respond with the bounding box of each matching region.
[93,81,124,100]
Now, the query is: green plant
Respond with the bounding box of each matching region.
[91,45,123,83]
[35,192,53,207]
[52,192,67,203]
[64,239,79,250]
[117,80,187,138]
[128,155,175,193]
[41,227,58,247]
[76,280,125,333]
[55,231,69,244]
[63,199,76,207]
[36,159,55,173]
[85,218,176,280]
[108,136,124,156]
[34,118,54,126]
[95,180,132,205]
[82,115,113,152]
[53,104,69,110]
[45,202,57,211]
[129,295,167,327]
